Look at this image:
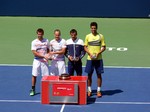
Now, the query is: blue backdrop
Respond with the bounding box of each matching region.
[0,0,150,17]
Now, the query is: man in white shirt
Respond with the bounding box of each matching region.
[30,28,50,96]
[49,29,66,76]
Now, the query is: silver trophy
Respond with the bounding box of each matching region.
[73,57,79,61]
[92,53,97,59]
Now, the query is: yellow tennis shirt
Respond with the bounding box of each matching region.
[84,33,106,60]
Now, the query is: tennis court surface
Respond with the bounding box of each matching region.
[0,65,150,112]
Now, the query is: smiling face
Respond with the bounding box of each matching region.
[90,25,97,35]
[54,30,61,41]
[90,22,98,35]
[37,32,44,38]
[36,28,44,40]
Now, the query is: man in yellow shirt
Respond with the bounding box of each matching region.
[84,22,106,97]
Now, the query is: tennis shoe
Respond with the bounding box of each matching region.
[97,91,102,97]
[30,89,35,96]
[87,91,92,97]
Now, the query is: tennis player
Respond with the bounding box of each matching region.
[65,29,85,76]
[49,29,66,76]
[30,28,50,96]
[84,22,106,97]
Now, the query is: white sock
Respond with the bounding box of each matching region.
[97,87,101,92]
[88,86,92,92]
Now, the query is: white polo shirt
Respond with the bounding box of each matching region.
[31,38,49,60]
[49,38,66,61]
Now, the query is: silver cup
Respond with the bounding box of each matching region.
[92,53,96,59]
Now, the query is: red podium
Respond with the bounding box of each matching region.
[41,76,87,105]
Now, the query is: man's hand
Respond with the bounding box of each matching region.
[74,57,79,61]
[68,56,74,61]
[44,53,54,60]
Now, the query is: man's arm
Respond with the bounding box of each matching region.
[84,45,93,59]
[32,50,45,58]
[79,46,86,59]
[50,47,66,55]
[98,34,106,55]
[32,50,49,60]
[97,46,106,55]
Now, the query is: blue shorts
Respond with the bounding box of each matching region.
[68,60,82,76]
[85,60,104,75]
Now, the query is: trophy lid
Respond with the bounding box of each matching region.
[59,73,71,80]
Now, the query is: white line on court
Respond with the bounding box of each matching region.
[0,64,150,69]
[0,100,150,105]
[60,104,65,112]
[0,64,32,66]
[94,101,150,105]
[0,100,40,103]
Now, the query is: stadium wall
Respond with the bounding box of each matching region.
[0,0,150,18]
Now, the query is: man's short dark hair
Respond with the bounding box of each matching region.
[90,22,98,29]
[36,28,44,34]
[70,29,77,35]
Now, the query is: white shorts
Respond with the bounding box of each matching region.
[50,60,66,76]
[32,59,49,76]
